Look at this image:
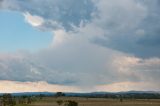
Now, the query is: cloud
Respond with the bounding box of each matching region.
[0,80,159,93]
[0,80,80,93]
[95,81,160,92]
[0,0,95,31]
[0,29,160,90]
[0,0,160,91]
[24,12,44,27]
[91,0,160,58]
[1,0,160,57]
[111,56,160,84]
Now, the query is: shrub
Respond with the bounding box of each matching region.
[56,100,63,106]
[65,100,78,106]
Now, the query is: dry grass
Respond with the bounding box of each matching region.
[26,97,160,106]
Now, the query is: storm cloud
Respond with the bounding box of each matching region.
[0,0,95,30]
[0,0,160,91]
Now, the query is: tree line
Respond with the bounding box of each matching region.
[0,92,78,106]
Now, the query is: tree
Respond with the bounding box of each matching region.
[119,95,123,102]
[27,97,32,104]
[39,94,44,100]
[55,92,65,97]
[120,98,123,102]
[2,94,16,106]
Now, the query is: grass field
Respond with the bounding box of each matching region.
[18,97,160,106]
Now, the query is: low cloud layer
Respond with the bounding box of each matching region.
[0,80,159,93]
[0,0,160,91]
[0,80,80,93]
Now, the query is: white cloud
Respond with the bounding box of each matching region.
[52,30,71,47]
[24,12,44,27]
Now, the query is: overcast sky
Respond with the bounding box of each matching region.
[0,0,160,93]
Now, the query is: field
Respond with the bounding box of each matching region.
[18,97,160,106]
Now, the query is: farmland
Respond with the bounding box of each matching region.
[21,97,160,106]
[1,92,160,106]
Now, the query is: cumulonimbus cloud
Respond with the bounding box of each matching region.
[0,0,160,91]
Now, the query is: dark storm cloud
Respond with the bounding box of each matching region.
[1,0,160,58]
[0,0,95,30]
[91,0,160,58]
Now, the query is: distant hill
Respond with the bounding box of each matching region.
[0,92,55,96]
[117,90,160,94]
[0,91,160,99]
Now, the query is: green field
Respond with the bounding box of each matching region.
[17,97,160,106]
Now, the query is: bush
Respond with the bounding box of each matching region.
[65,100,78,106]
[56,100,63,106]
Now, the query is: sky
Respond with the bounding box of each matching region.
[0,0,160,93]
